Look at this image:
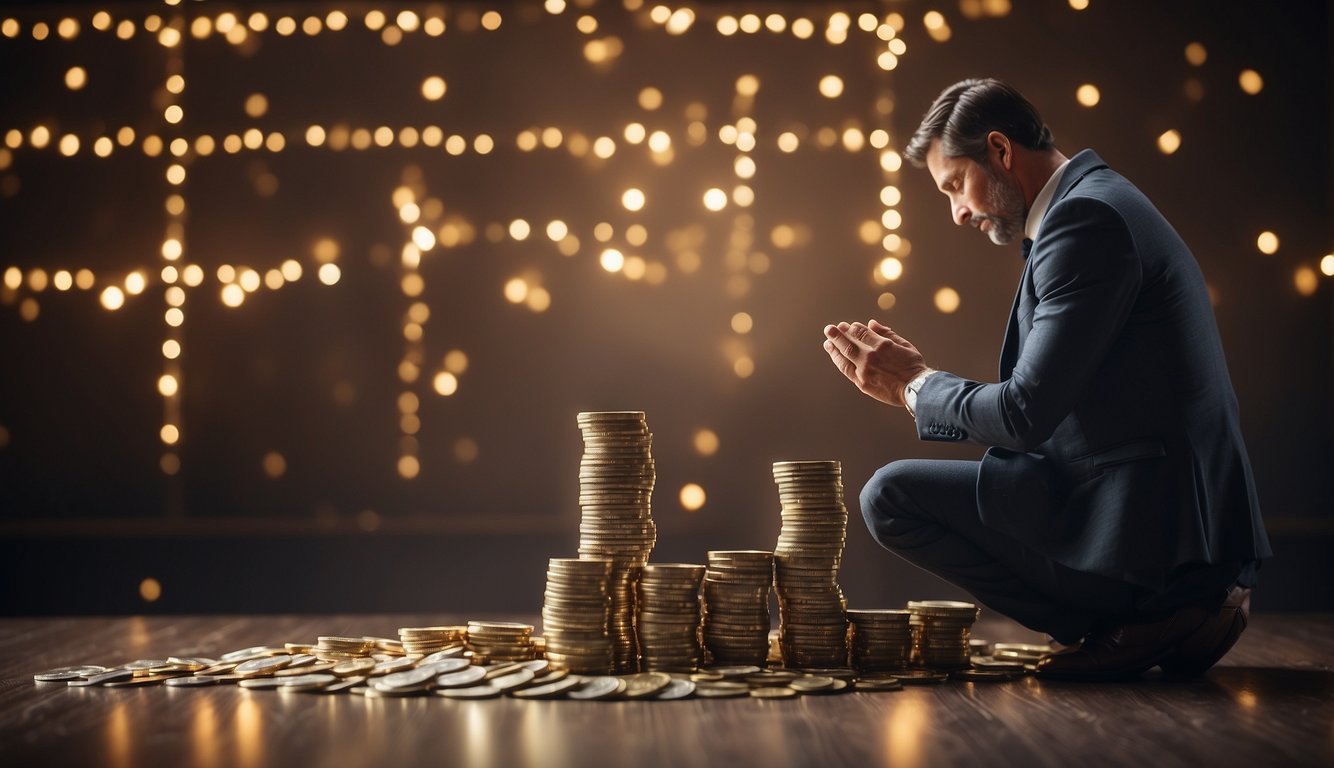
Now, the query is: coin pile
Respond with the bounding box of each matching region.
[398,626,464,657]
[848,609,913,671]
[908,600,980,669]
[702,550,774,666]
[541,557,614,674]
[636,563,706,672]
[466,621,536,664]
[575,411,657,673]
[771,460,850,669]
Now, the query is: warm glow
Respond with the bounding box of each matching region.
[318,264,341,285]
[703,188,728,211]
[1320,254,1334,277]
[65,66,87,90]
[600,248,625,272]
[1076,84,1101,107]
[1069,0,1090,9]
[934,287,962,313]
[509,219,531,240]
[879,257,904,281]
[1238,69,1264,95]
[433,372,459,396]
[504,277,528,303]
[263,451,286,478]
[731,312,753,334]
[818,75,844,98]
[1157,130,1182,155]
[221,283,245,307]
[139,578,162,602]
[398,455,420,479]
[1294,266,1318,296]
[1185,42,1207,66]
[422,76,447,101]
[622,188,646,211]
[693,429,719,456]
[1256,231,1279,255]
[679,483,706,511]
[160,424,180,444]
[163,340,181,359]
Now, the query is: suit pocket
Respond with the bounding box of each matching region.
[1089,439,1165,469]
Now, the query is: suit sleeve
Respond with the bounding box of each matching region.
[913,196,1142,450]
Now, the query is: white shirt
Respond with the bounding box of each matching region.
[1024,158,1071,241]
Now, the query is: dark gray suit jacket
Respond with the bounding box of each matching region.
[914,150,1271,586]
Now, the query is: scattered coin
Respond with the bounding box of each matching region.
[435,684,503,700]
[567,676,626,700]
[511,677,583,699]
[952,669,1018,683]
[853,678,904,692]
[652,679,696,700]
[750,686,798,699]
[68,669,132,687]
[434,667,489,689]
[891,670,950,685]
[34,666,108,682]
[163,676,220,687]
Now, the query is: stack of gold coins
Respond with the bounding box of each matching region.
[636,563,706,672]
[848,609,913,671]
[907,600,979,670]
[575,411,657,673]
[702,550,774,666]
[541,557,614,674]
[397,626,465,657]
[465,621,536,664]
[314,636,374,662]
[771,460,850,669]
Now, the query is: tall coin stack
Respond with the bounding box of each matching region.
[636,563,706,672]
[771,460,850,669]
[575,411,657,673]
[908,600,979,670]
[847,609,913,671]
[702,550,774,666]
[541,557,614,674]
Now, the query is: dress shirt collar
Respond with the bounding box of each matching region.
[1024,158,1070,241]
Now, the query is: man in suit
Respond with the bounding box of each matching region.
[823,79,1271,680]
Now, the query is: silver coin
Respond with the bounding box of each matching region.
[652,679,696,700]
[378,666,438,690]
[419,647,466,663]
[567,676,625,700]
[238,677,288,690]
[163,676,220,687]
[370,657,416,675]
[280,673,338,691]
[434,666,489,688]
[235,655,293,676]
[434,684,503,699]
[34,665,109,682]
[67,669,133,687]
[511,676,582,699]
[421,658,472,675]
[489,669,536,691]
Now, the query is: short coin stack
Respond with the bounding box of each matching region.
[636,564,706,672]
[848,609,913,671]
[465,621,536,664]
[541,557,615,674]
[908,600,980,670]
[398,627,465,657]
[314,637,374,662]
[575,411,658,673]
[771,460,850,669]
[702,550,774,666]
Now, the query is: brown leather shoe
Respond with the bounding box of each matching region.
[1158,586,1251,677]
[1037,602,1208,681]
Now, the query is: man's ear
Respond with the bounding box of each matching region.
[988,131,1012,170]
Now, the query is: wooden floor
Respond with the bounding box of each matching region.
[0,613,1330,768]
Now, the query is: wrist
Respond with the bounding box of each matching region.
[903,369,935,417]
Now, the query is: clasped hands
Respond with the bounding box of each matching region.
[823,320,930,409]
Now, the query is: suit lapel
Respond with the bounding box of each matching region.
[998,150,1109,379]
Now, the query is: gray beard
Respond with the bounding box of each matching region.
[977,167,1027,246]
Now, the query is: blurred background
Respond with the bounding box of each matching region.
[1,0,1329,616]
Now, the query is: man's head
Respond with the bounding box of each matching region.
[904,79,1055,246]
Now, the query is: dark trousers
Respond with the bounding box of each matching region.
[859,459,1141,644]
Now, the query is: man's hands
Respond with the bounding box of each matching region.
[823,319,930,408]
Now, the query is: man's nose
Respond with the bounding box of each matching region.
[952,203,970,227]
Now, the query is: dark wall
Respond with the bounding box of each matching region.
[1,1,1329,615]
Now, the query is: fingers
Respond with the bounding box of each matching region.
[824,323,863,363]
[823,338,857,379]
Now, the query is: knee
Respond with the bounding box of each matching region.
[859,462,916,548]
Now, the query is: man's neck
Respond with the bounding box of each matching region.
[1018,149,1070,210]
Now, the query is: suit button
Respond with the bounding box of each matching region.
[929,425,939,434]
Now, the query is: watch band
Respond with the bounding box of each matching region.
[904,370,934,418]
